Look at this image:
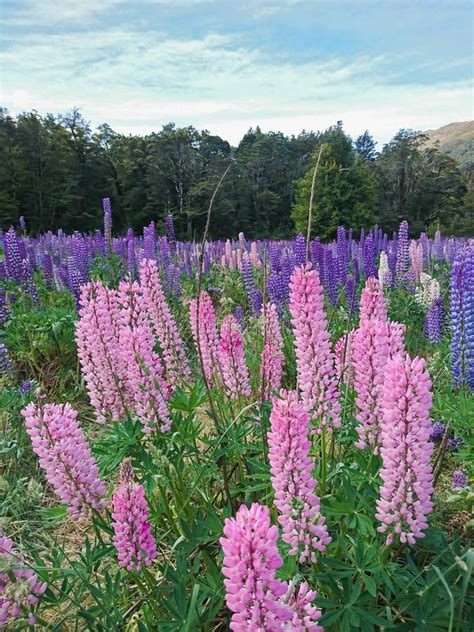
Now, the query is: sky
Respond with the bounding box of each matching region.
[0,0,472,147]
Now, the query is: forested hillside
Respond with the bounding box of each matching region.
[1,108,472,238]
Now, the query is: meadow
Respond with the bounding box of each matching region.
[0,204,472,630]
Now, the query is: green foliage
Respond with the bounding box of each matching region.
[291,125,378,239]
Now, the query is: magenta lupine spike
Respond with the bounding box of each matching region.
[268,390,331,563]
[287,582,324,632]
[376,354,434,545]
[122,322,172,433]
[289,264,341,431]
[117,278,144,329]
[76,282,131,422]
[220,503,293,631]
[260,303,284,400]
[351,320,390,449]
[22,402,107,518]
[189,291,221,387]
[112,460,157,571]
[409,241,423,281]
[359,277,388,326]
[219,315,251,399]
[139,259,191,387]
[0,531,47,626]
[388,321,406,357]
[335,330,355,387]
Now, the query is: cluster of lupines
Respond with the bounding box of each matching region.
[111,460,157,571]
[268,390,331,563]
[22,402,107,518]
[289,263,341,431]
[75,262,181,431]
[220,503,323,631]
[0,532,47,626]
[450,244,473,389]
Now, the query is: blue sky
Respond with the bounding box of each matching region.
[1,0,472,146]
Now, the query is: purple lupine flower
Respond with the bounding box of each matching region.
[430,421,446,442]
[321,248,338,304]
[424,297,445,344]
[294,233,307,268]
[19,215,26,232]
[127,228,136,278]
[241,254,262,315]
[387,250,397,287]
[280,256,292,301]
[432,229,443,261]
[0,341,13,374]
[363,233,377,279]
[18,380,33,395]
[267,272,284,315]
[0,288,10,326]
[103,197,112,244]
[452,470,468,488]
[165,215,177,254]
[396,220,410,284]
[269,244,281,272]
[310,238,322,271]
[3,227,22,281]
[43,254,53,287]
[448,436,463,451]
[450,245,474,389]
[352,255,360,284]
[234,305,244,329]
[336,226,349,285]
[143,222,155,261]
[346,275,359,315]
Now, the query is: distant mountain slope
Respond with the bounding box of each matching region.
[423,121,474,168]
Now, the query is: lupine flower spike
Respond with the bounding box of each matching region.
[376,355,434,544]
[22,402,107,518]
[112,459,157,571]
[219,315,251,399]
[268,390,331,563]
[289,263,341,431]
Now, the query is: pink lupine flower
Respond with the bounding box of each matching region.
[334,329,355,387]
[122,322,172,433]
[260,303,284,400]
[351,320,390,450]
[76,282,130,422]
[376,354,434,545]
[289,264,341,431]
[388,321,406,357]
[358,277,388,327]
[219,315,251,399]
[0,531,47,626]
[268,390,331,563]
[139,259,191,387]
[189,291,222,387]
[220,503,293,630]
[22,402,107,517]
[287,582,324,632]
[112,460,157,571]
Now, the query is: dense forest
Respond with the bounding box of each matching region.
[0,108,472,239]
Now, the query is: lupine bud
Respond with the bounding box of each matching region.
[112,460,157,571]
[376,355,434,545]
[289,264,341,431]
[268,390,331,563]
[22,402,107,517]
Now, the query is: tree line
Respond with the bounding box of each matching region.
[0,108,472,239]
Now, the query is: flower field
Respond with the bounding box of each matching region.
[0,205,472,630]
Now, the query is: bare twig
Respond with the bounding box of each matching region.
[306,144,324,260]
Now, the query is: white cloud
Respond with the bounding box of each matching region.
[1,23,471,146]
